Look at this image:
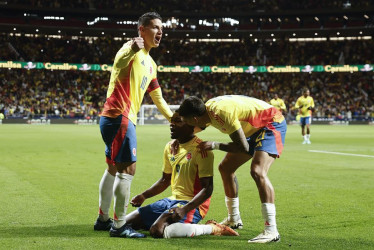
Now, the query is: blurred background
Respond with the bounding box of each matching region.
[0,0,373,124]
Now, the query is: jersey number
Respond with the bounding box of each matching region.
[140,76,148,90]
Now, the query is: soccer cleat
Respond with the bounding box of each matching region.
[219,217,243,229]
[206,220,239,236]
[306,140,311,144]
[248,230,280,243]
[109,224,146,238]
[302,140,307,144]
[94,217,113,231]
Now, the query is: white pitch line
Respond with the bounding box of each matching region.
[308,150,374,158]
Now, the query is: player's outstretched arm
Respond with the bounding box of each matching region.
[131,172,171,207]
[169,176,213,221]
[198,128,249,154]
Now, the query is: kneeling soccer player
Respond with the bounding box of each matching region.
[125,112,239,238]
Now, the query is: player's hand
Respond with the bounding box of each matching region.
[131,37,144,52]
[130,194,146,207]
[197,141,213,151]
[169,207,187,222]
[170,139,179,155]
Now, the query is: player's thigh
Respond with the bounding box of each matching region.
[251,151,275,176]
[138,198,173,230]
[219,152,252,175]
[115,161,136,175]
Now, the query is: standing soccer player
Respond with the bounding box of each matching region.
[294,88,315,144]
[269,94,287,115]
[178,95,287,243]
[94,12,173,238]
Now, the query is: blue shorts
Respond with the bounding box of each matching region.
[247,120,287,157]
[99,115,137,164]
[138,198,202,230]
[300,117,311,126]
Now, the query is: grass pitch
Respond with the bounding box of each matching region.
[0,124,373,249]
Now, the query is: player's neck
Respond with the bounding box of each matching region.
[202,112,211,125]
[144,45,151,53]
[178,135,195,144]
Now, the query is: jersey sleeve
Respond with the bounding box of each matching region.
[195,150,214,178]
[294,98,301,109]
[113,42,136,69]
[310,98,315,108]
[280,100,287,110]
[149,87,173,122]
[162,143,172,174]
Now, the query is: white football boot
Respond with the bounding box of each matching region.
[219,217,243,230]
[248,230,280,243]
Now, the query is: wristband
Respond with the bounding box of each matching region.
[211,141,220,150]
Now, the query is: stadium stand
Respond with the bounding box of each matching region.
[0,0,373,122]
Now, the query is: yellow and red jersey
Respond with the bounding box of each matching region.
[101,41,172,124]
[163,136,214,219]
[206,95,284,137]
[295,96,315,117]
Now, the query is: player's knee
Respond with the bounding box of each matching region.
[250,165,265,181]
[218,162,232,176]
[149,225,164,238]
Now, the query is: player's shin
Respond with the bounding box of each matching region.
[98,170,115,221]
[262,203,277,233]
[163,223,212,238]
[225,196,241,222]
[113,173,133,228]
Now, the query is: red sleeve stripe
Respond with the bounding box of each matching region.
[147,78,160,93]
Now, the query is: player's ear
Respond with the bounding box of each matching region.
[138,25,145,36]
[193,116,199,124]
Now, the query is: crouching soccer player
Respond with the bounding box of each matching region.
[179,95,287,243]
[124,112,239,238]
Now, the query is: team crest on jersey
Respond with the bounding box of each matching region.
[170,156,175,162]
[150,66,153,74]
[132,148,136,156]
[186,152,192,161]
[141,60,145,66]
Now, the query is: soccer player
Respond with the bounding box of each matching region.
[294,88,315,144]
[269,94,287,115]
[178,95,287,243]
[125,112,239,238]
[94,12,173,238]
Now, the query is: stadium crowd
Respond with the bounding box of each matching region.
[1,68,373,121]
[3,34,374,66]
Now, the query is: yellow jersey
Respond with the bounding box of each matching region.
[270,98,286,112]
[101,41,172,124]
[163,136,214,218]
[206,95,284,137]
[295,96,315,117]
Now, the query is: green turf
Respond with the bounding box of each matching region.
[0,124,373,249]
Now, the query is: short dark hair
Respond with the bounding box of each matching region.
[138,12,162,29]
[303,87,309,93]
[178,96,206,117]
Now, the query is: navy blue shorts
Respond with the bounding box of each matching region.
[138,198,202,230]
[247,120,287,157]
[99,115,137,165]
[300,116,311,126]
